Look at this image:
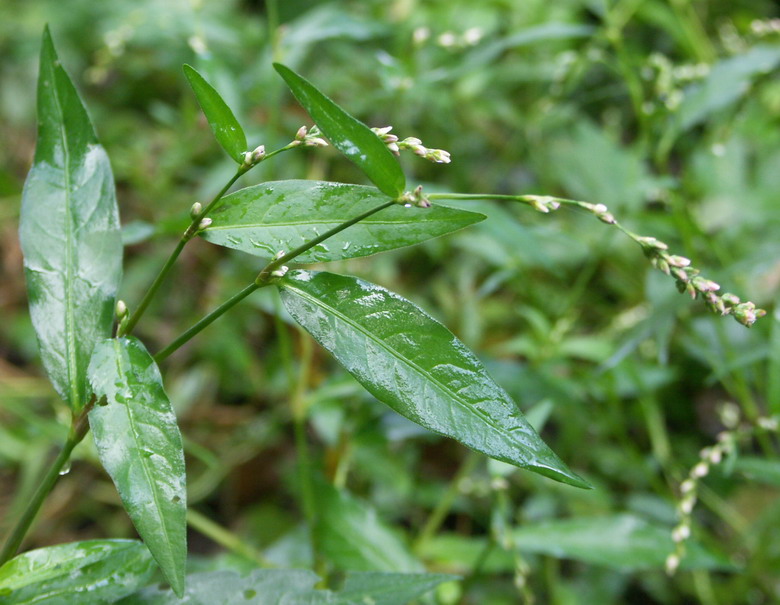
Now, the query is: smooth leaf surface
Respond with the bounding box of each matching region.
[512,514,732,571]
[201,180,484,262]
[279,270,588,488]
[274,63,406,198]
[734,456,780,487]
[315,481,423,572]
[337,572,457,605]
[88,337,187,597]
[19,27,123,411]
[183,64,247,163]
[0,540,155,604]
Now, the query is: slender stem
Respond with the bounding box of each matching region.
[119,168,246,337]
[255,200,396,283]
[0,412,90,565]
[186,509,273,568]
[414,451,479,553]
[155,200,396,362]
[154,282,266,362]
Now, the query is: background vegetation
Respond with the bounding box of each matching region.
[2,0,780,602]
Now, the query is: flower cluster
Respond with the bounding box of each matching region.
[371,126,451,164]
[396,185,431,209]
[518,194,561,214]
[635,236,766,327]
[290,125,328,148]
[665,413,780,575]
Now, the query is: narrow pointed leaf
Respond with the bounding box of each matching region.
[274,63,406,198]
[88,337,187,597]
[20,27,122,411]
[201,180,484,262]
[0,540,155,604]
[511,514,732,571]
[337,571,458,605]
[183,64,247,163]
[315,481,423,572]
[279,271,588,488]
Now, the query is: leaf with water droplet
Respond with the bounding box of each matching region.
[278,271,589,488]
[201,180,484,263]
[88,337,187,597]
[20,27,123,412]
[0,540,155,603]
[274,64,406,198]
[183,64,247,163]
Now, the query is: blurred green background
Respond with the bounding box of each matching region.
[2,0,780,603]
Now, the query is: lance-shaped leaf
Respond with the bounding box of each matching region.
[279,271,588,488]
[200,180,484,262]
[19,27,123,411]
[274,63,406,198]
[88,337,187,597]
[183,64,247,163]
[337,572,458,605]
[0,540,155,604]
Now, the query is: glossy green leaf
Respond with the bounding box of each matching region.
[315,481,423,572]
[274,63,406,198]
[183,64,247,163]
[337,572,458,605]
[88,337,187,597]
[512,514,732,571]
[19,27,122,411]
[201,180,484,262]
[0,540,155,604]
[119,569,333,604]
[278,270,588,488]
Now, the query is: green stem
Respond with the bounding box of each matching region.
[414,451,479,553]
[0,412,90,565]
[154,200,396,362]
[119,167,246,337]
[255,200,396,283]
[186,509,273,568]
[154,282,265,362]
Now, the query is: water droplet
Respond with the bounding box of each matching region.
[59,461,72,475]
[342,242,351,250]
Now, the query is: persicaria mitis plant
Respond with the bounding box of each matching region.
[0,26,768,603]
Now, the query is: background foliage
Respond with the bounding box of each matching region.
[1,0,780,602]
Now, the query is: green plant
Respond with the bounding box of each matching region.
[0,24,771,604]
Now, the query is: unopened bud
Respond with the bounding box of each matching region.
[295,125,308,141]
[116,300,128,319]
[691,462,709,478]
[721,293,740,306]
[198,218,212,230]
[666,255,691,268]
[665,553,680,575]
[250,145,266,163]
[243,151,253,165]
[271,265,289,278]
[272,250,286,261]
[637,236,669,250]
[672,525,690,542]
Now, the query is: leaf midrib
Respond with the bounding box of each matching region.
[110,340,176,574]
[282,283,516,444]
[46,58,79,408]
[204,215,471,231]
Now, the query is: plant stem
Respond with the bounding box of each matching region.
[154,282,266,362]
[119,167,247,337]
[254,200,396,283]
[414,451,479,553]
[0,411,90,565]
[154,200,396,361]
[120,144,299,339]
[186,508,273,568]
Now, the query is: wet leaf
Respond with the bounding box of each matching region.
[19,27,123,411]
[274,63,406,198]
[278,270,588,488]
[315,481,423,572]
[0,540,155,604]
[512,514,733,571]
[88,337,187,597]
[201,180,484,262]
[183,64,247,163]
